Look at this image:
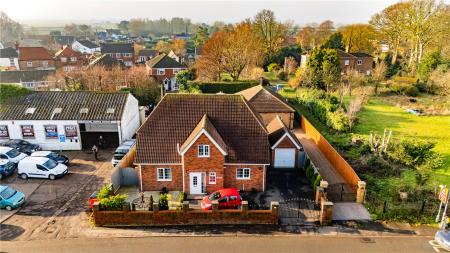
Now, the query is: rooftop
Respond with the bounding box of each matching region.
[237,85,295,113]
[145,53,185,69]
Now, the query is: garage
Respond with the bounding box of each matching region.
[274,148,296,168]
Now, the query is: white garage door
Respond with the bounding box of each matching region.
[274,148,296,168]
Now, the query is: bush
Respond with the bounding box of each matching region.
[326,109,350,132]
[97,184,113,199]
[277,70,287,81]
[312,174,322,190]
[159,193,170,210]
[190,81,258,94]
[0,84,32,102]
[267,63,281,72]
[404,86,419,97]
[99,194,127,210]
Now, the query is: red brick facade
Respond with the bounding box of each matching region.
[139,165,183,191]
[223,165,265,192]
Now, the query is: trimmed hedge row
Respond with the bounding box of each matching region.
[188,81,259,94]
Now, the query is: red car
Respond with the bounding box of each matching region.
[201,188,242,210]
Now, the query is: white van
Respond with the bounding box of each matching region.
[18,157,68,180]
[111,139,136,166]
[0,147,28,164]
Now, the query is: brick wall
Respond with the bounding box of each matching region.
[183,134,225,194]
[355,57,373,75]
[260,112,294,129]
[19,60,56,70]
[140,165,183,191]
[224,165,265,191]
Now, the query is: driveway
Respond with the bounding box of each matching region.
[0,150,114,241]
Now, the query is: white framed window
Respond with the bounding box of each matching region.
[236,168,250,180]
[116,53,121,58]
[209,172,217,184]
[198,145,210,157]
[71,57,77,62]
[124,53,132,57]
[42,61,48,67]
[157,69,165,75]
[24,82,34,88]
[61,57,67,62]
[157,168,172,181]
[124,61,132,66]
[344,60,350,66]
[357,59,362,65]
[27,61,32,67]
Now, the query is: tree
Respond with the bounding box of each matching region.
[118,20,129,33]
[252,9,288,64]
[417,50,441,82]
[321,49,341,92]
[171,38,187,56]
[196,30,227,81]
[155,40,171,53]
[321,32,344,50]
[193,25,209,49]
[339,24,376,53]
[296,25,317,49]
[176,69,195,90]
[0,12,23,44]
[271,44,302,67]
[372,61,387,94]
[316,20,335,44]
[347,97,364,131]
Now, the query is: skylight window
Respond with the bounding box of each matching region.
[53,108,62,114]
[106,108,115,114]
[80,108,89,114]
[25,108,36,114]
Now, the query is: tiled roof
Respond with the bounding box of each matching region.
[237,85,295,113]
[351,52,372,58]
[145,53,185,69]
[138,49,159,57]
[179,114,227,154]
[76,40,99,49]
[0,91,129,121]
[53,36,75,46]
[337,49,356,58]
[0,47,18,58]
[88,54,123,68]
[0,70,55,83]
[135,94,270,164]
[55,46,81,58]
[18,47,53,61]
[267,116,302,149]
[100,43,133,54]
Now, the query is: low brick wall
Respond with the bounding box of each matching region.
[92,202,279,227]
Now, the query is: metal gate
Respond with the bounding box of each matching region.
[279,198,320,224]
[327,183,357,202]
[122,167,138,186]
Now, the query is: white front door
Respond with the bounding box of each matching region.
[189,172,203,194]
[274,148,296,168]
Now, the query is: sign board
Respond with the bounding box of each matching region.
[59,134,66,143]
[0,125,9,139]
[44,125,58,139]
[64,125,78,138]
[21,125,35,139]
[439,187,449,204]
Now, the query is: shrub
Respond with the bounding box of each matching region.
[305,162,315,181]
[277,70,287,81]
[159,193,170,210]
[312,174,322,190]
[99,194,127,210]
[97,184,113,200]
[404,86,419,97]
[190,81,258,94]
[267,63,281,72]
[326,109,350,132]
[178,192,186,203]
[0,84,32,102]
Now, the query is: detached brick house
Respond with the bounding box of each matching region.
[145,53,187,91]
[135,94,270,194]
[54,46,83,71]
[337,50,373,75]
[100,43,134,67]
[18,47,55,70]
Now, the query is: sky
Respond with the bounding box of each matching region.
[1,0,407,25]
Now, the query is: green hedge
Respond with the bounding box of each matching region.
[189,81,259,94]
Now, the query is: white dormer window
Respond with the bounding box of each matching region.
[80,108,89,114]
[198,145,210,158]
[71,57,77,62]
[25,108,36,114]
[106,108,115,114]
[61,57,67,62]
[357,59,363,65]
[157,69,165,75]
[344,60,350,66]
[53,108,62,114]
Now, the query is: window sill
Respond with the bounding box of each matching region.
[157,179,172,182]
[198,156,210,158]
[236,178,251,180]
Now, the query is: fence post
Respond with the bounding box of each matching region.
[356,181,366,204]
[270,201,280,217]
[241,201,248,214]
[319,198,333,225]
[182,201,189,212]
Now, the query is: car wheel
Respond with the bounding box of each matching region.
[5,205,12,211]
[20,173,28,180]
[49,174,56,180]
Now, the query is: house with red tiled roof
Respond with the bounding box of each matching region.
[18,47,55,70]
[145,53,187,91]
[54,46,83,72]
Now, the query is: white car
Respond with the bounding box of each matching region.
[0,146,28,164]
[111,139,136,166]
[18,157,68,180]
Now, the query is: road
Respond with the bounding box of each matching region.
[0,235,441,253]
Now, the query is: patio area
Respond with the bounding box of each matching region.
[117,186,183,210]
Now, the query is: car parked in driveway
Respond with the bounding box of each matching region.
[18,157,68,180]
[31,151,69,165]
[435,229,450,251]
[1,139,41,155]
[0,185,25,211]
[201,188,242,210]
[0,146,28,164]
[0,159,16,180]
[111,139,136,166]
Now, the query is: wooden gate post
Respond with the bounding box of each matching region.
[319,198,333,225]
[356,181,366,204]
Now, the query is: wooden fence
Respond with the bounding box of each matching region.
[118,146,136,169]
[300,116,360,187]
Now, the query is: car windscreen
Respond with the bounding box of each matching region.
[5,149,20,158]
[113,154,125,160]
[208,192,221,201]
[48,152,59,160]
[0,187,16,199]
[43,159,58,170]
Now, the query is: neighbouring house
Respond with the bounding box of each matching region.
[267,116,303,169]
[134,94,271,194]
[137,49,159,63]
[0,47,19,70]
[18,47,56,70]
[54,46,83,72]
[237,85,296,129]
[167,50,182,63]
[145,53,187,91]
[301,49,373,75]
[53,35,75,47]
[0,70,55,89]
[88,54,123,69]
[0,91,140,151]
[101,43,134,67]
[72,40,101,54]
